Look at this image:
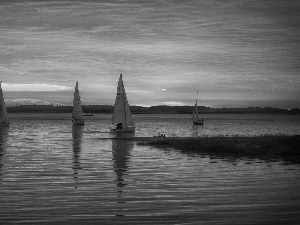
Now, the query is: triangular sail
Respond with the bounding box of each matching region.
[112,73,134,127]
[0,82,9,124]
[72,81,84,120]
[112,93,126,124]
[124,92,134,126]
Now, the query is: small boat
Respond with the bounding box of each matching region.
[192,91,204,126]
[110,73,135,133]
[83,113,93,116]
[0,82,9,127]
[193,119,204,126]
[72,81,84,125]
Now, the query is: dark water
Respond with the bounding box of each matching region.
[0,114,299,224]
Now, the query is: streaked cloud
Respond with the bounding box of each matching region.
[0,0,299,108]
[2,83,72,91]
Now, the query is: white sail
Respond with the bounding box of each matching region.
[72,81,84,122]
[112,73,134,128]
[124,93,134,126]
[112,75,126,124]
[0,82,9,126]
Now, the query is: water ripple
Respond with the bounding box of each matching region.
[0,114,299,223]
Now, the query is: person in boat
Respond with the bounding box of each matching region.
[116,123,123,129]
[158,131,166,137]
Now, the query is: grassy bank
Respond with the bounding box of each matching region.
[139,135,300,161]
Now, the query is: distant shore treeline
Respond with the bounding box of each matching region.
[6,104,300,114]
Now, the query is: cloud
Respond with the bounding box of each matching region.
[0,0,299,108]
[162,101,187,106]
[2,83,72,91]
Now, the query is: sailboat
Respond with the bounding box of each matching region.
[192,91,204,125]
[0,82,9,127]
[72,81,84,125]
[110,73,135,133]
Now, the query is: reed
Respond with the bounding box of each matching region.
[141,135,300,157]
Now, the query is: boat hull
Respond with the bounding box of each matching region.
[193,121,204,125]
[72,119,84,125]
[110,126,135,133]
[0,122,9,127]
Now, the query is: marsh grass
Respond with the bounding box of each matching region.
[141,135,300,158]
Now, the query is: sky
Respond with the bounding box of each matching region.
[0,0,299,108]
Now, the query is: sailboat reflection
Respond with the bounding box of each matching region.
[72,125,84,188]
[111,133,134,216]
[0,127,9,181]
[192,124,199,137]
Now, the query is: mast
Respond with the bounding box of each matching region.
[195,91,199,121]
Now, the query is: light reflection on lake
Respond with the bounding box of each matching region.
[0,127,9,182]
[72,125,84,188]
[112,133,134,217]
[0,114,299,224]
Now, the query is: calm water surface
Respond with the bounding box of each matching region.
[0,114,299,224]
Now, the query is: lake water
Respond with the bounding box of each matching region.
[0,114,299,224]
